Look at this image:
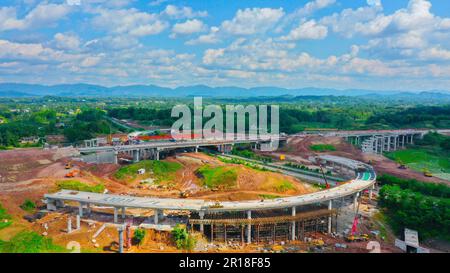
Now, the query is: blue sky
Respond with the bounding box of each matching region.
[0,0,450,91]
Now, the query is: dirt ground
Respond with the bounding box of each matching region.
[111,153,317,201]
[281,135,448,185]
[363,153,450,185]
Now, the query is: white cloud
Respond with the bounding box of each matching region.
[367,0,381,7]
[0,39,80,63]
[171,19,206,37]
[186,26,220,45]
[92,8,168,37]
[419,47,450,61]
[203,48,225,65]
[54,33,80,51]
[276,0,335,33]
[81,56,102,67]
[162,5,207,19]
[297,0,336,17]
[281,20,328,40]
[221,8,284,35]
[0,4,71,31]
[149,0,168,7]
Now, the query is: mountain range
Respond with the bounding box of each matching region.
[0,83,449,99]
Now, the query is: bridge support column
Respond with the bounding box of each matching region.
[113,151,118,164]
[328,200,332,234]
[291,206,296,241]
[78,202,83,217]
[86,203,91,215]
[132,149,140,162]
[156,150,160,161]
[67,217,72,233]
[195,146,199,153]
[118,226,124,253]
[154,209,161,225]
[353,192,359,212]
[247,210,252,244]
[113,207,119,223]
[199,211,205,233]
[76,215,80,230]
[121,207,126,219]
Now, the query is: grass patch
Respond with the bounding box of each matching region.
[196,165,237,189]
[57,180,105,193]
[114,160,182,183]
[20,199,36,213]
[0,203,12,230]
[258,194,281,199]
[0,231,66,253]
[309,144,336,152]
[385,147,450,180]
[218,156,270,172]
[231,146,273,162]
[273,180,295,192]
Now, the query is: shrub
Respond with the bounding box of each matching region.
[20,199,36,213]
[133,228,146,245]
[172,224,196,251]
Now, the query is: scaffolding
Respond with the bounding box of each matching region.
[189,208,337,243]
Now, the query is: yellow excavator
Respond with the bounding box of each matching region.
[423,168,433,177]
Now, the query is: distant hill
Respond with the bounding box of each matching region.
[0,83,449,99]
[0,90,36,97]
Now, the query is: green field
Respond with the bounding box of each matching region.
[0,203,12,230]
[0,231,66,253]
[114,160,182,182]
[196,165,238,189]
[385,148,450,181]
[309,144,336,152]
[57,180,105,193]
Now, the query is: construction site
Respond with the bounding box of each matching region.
[1,129,447,253]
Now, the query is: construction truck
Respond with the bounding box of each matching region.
[345,234,369,242]
[209,201,223,209]
[65,170,79,178]
[65,162,73,169]
[279,154,286,161]
[179,190,190,198]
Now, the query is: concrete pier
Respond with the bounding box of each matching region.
[199,211,205,232]
[247,210,252,244]
[121,207,126,219]
[328,200,332,234]
[118,226,124,253]
[114,207,118,223]
[291,206,296,241]
[354,192,359,212]
[76,215,80,230]
[154,209,161,224]
[78,202,83,217]
[67,217,72,233]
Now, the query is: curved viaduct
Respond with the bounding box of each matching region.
[45,154,376,243]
